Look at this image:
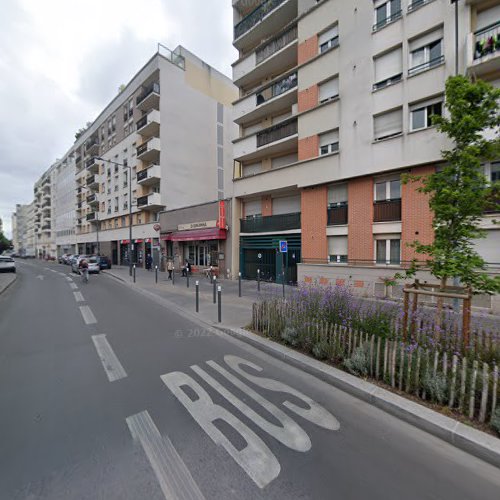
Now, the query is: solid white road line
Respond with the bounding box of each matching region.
[70,283,78,290]
[73,291,84,302]
[79,305,97,325]
[66,276,73,282]
[126,411,205,500]
[91,335,127,382]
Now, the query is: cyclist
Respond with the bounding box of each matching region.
[79,257,89,283]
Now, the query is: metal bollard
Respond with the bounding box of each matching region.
[195,281,199,312]
[217,285,222,323]
[187,273,189,288]
[155,265,158,284]
[133,264,136,283]
[257,269,260,292]
[238,272,242,298]
[282,271,285,298]
[213,275,217,304]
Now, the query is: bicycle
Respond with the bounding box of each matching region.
[80,268,89,284]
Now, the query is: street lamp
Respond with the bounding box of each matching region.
[95,156,133,276]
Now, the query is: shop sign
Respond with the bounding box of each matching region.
[177,220,217,231]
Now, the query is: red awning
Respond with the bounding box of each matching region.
[163,228,226,242]
[121,240,130,244]
[134,239,144,243]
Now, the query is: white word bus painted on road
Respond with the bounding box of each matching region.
[161,355,340,489]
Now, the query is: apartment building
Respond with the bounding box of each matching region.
[231,0,500,309]
[12,202,36,257]
[33,163,57,259]
[54,159,77,256]
[67,44,236,269]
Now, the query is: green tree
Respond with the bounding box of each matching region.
[0,232,12,254]
[400,75,500,294]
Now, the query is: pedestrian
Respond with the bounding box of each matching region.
[167,258,174,280]
[146,254,152,271]
[182,259,190,277]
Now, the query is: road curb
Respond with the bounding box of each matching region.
[221,326,500,469]
[102,269,500,469]
[0,274,17,296]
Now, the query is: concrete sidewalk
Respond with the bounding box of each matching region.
[103,266,292,329]
[0,273,16,296]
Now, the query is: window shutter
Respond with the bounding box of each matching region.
[320,129,339,147]
[409,27,443,52]
[244,199,261,216]
[318,25,338,46]
[477,6,500,31]
[272,195,301,215]
[328,184,348,204]
[374,48,402,82]
[319,77,339,102]
[374,108,403,139]
[410,95,443,112]
[328,236,348,255]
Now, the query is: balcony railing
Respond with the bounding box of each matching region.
[408,55,444,76]
[256,72,297,105]
[137,169,148,182]
[86,212,97,221]
[373,199,402,222]
[407,0,431,13]
[474,21,500,60]
[85,157,98,169]
[373,73,402,91]
[257,118,297,147]
[256,25,297,64]
[75,155,82,164]
[240,212,301,233]
[136,82,160,106]
[136,142,148,156]
[137,195,149,207]
[86,194,97,204]
[327,204,348,225]
[234,0,287,39]
[86,138,99,152]
[373,10,402,32]
[86,175,96,185]
[136,115,147,130]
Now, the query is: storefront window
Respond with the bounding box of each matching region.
[184,241,219,266]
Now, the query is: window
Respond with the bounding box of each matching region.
[318,25,339,53]
[373,47,403,90]
[409,28,443,75]
[111,115,116,133]
[328,183,347,207]
[376,238,401,264]
[484,161,500,183]
[128,99,134,118]
[107,119,112,134]
[114,197,119,212]
[375,179,401,201]
[319,77,339,103]
[373,0,402,31]
[123,104,128,122]
[328,236,348,263]
[410,98,442,131]
[243,199,262,218]
[374,108,403,141]
[319,130,339,155]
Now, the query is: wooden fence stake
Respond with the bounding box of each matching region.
[479,363,489,423]
[491,364,498,424]
[459,357,467,412]
[469,360,478,420]
[414,349,421,397]
[375,337,381,380]
[406,350,413,393]
[369,335,375,376]
[383,339,388,381]
[399,345,405,391]
[449,355,458,408]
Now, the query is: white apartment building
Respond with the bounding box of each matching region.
[63,44,237,268]
[231,0,500,310]
[54,159,77,255]
[11,202,36,257]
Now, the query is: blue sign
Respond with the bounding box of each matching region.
[279,240,288,253]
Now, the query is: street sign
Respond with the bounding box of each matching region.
[279,240,288,253]
[153,223,161,232]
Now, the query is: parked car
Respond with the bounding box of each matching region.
[58,253,69,264]
[69,255,79,267]
[72,255,89,273]
[96,255,112,270]
[0,256,16,273]
[88,256,100,274]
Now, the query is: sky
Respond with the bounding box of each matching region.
[0,0,237,238]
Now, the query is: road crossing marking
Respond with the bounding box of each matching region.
[73,291,84,302]
[79,305,97,325]
[70,283,78,290]
[91,335,127,382]
[161,355,339,488]
[126,411,205,500]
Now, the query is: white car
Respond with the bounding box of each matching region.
[0,256,16,273]
[88,256,100,274]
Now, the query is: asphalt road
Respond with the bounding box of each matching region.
[1,260,499,500]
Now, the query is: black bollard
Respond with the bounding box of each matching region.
[213,275,217,304]
[155,265,158,284]
[257,269,260,292]
[187,273,189,288]
[133,264,136,283]
[217,285,222,323]
[282,271,285,298]
[238,272,242,298]
[172,269,175,285]
[195,280,199,312]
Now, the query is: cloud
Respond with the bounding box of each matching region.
[0,0,237,238]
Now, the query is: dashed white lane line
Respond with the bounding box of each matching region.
[70,283,78,290]
[79,305,97,325]
[126,411,205,500]
[73,291,84,302]
[66,276,73,282]
[91,335,127,382]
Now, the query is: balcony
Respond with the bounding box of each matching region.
[42,224,51,231]
[41,199,51,208]
[75,155,82,165]
[86,194,99,206]
[467,21,500,76]
[86,212,97,222]
[373,199,402,222]
[86,175,99,190]
[234,118,298,162]
[136,137,161,163]
[240,212,301,233]
[86,138,100,156]
[86,157,100,174]
[327,204,348,225]
[136,109,160,138]
[234,72,297,125]
[136,164,161,186]
[233,25,297,88]
[234,0,297,51]
[136,192,163,211]
[136,82,160,111]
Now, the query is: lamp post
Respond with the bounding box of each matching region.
[95,156,133,276]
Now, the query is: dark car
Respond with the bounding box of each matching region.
[96,256,112,270]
